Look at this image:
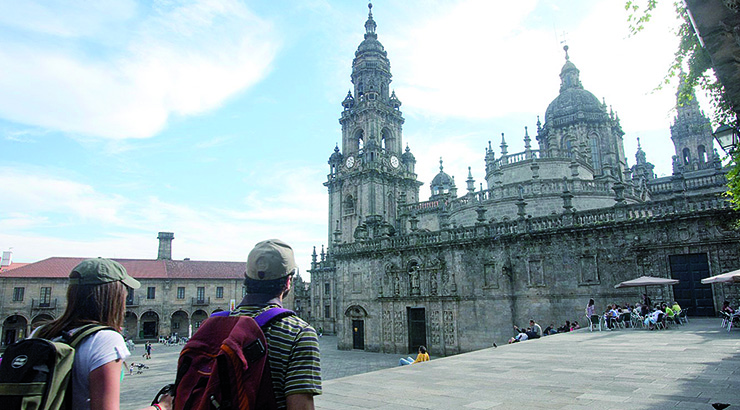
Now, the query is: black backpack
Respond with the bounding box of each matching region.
[0,324,113,410]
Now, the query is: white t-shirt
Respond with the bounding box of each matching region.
[72,329,131,410]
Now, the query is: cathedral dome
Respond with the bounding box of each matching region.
[544,46,607,126]
[401,145,415,163]
[430,158,454,190]
[329,145,343,165]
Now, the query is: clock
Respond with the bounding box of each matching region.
[390,155,399,168]
[345,156,355,169]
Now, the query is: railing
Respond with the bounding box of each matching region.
[126,296,141,307]
[192,297,210,306]
[491,150,541,167]
[335,194,733,256]
[31,298,57,310]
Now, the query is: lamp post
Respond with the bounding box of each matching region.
[714,124,739,155]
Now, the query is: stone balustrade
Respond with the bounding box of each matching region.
[334,195,733,256]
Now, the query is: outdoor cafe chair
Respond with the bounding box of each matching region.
[586,314,601,331]
[678,308,689,324]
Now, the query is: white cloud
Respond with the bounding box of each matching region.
[0,0,279,139]
[0,163,326,277]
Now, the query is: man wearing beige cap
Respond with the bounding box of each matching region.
[231,239,322,410]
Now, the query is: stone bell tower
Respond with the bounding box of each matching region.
[325,3,422,247]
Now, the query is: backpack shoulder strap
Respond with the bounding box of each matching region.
[210,310,231,318]
[254,308,294,329]
[65,324,116,348]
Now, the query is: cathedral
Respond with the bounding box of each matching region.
[309,4,740,355]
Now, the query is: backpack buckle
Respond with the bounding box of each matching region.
[243,339,266,363]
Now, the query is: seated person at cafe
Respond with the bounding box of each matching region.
[663,303,676,325]
[722,300,735,315]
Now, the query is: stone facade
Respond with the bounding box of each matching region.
[309,5,740,355]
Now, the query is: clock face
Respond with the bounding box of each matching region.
[390,155,399,168]
[345,156,355,169]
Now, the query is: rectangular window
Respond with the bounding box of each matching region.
[126,288,135,305]
[324,283,330,296]
[197,287,205,302]
[172,322,180,330]
[147,286,156,299]
[40,287,51,307]
[177,287,185,299]
[324,304,331,318]
[216,287,224,299]
[13,287,24,302]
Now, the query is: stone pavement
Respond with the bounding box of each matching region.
[316,318,740,410]
[120,334,401,410]
[120,318,739,410]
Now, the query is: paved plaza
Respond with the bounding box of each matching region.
[122,318,739,410]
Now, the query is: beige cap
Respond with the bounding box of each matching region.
[246,239,297,280]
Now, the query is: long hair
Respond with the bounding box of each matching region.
[36,280,127,339]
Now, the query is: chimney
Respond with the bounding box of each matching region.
[157,232,174,260]
[1,251,12,267]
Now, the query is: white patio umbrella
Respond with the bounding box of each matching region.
[614,276,679,288]
[701,268,740,284]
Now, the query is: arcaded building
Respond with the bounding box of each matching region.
[309,5,740,355]
[0,232,246,345]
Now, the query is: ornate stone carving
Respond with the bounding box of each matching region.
[430,310,441,345]
[443,310,455,346]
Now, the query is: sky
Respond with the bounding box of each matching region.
[0,0,708,278]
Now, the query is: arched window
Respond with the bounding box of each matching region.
[344,195,355,215]
[682,148,691,165]
[355,129,364,152]
[697,145,707,164]
[561,137,574,158]
[381,128,394,152]
[590,136,602,173]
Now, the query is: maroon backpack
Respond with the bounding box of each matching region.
[173,308,293,410]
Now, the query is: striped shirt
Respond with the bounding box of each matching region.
[232,301,322,409]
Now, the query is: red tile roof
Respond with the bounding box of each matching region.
[1,257,245,280]
[0,262,29,272]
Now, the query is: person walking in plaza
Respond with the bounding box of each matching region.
[34,258,170,410]
[230,239,322,410]
[144,341,152,359]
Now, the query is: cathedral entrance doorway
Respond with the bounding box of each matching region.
[407,307,426,354]
[352,320,365,350]
[669,253,714,316]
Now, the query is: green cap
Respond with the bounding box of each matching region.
[246,239,297,281]
[69,258,140,289]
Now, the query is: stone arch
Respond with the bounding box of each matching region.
[140,310,159,339]
[192,309,208,331]
[3,314,29,346]
[124,311,138,340]
[344,304,369,318]
[682,147,691,165]
[381,127,395,152]
[171,310,189,336]
[698,144,707,164]
[31,313,54,331]
[354,128,365,152]
[344,194,356,215]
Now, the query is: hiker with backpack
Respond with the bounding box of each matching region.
[173,239,321,410]
[0,258,171,410]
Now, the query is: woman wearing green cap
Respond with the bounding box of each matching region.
[35,258,171,410]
